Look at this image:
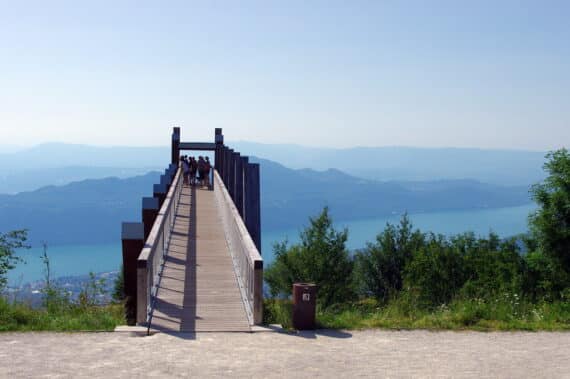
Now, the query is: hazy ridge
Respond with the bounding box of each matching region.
[0,142,546,194]
[0,157,531,245]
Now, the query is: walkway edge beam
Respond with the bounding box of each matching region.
[214,169,264,325]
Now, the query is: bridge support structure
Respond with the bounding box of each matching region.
[171,127,180,165]
[120,222,144,325]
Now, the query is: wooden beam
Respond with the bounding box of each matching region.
[179,142,216,151]
[254,262,264,324]
[171,127,180,165]
[142,197,159,241]
[235,154,244,217]
[215,129,223,172]
[229,150,236,200]
[240,156,249,217]
[121,222,144,325]
[245,163,261,253]
[221,146,227,185]
[153,183,167,207]
[224,147,232,188]
[160,171,172,189]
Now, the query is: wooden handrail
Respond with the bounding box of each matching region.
[136,166,183,326]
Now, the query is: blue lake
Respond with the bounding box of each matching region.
[8,203,536,285]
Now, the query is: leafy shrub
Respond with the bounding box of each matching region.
[0,230,28,290]
[530,148,570,277]
[457,233,524,299]
[404,234,464,307]
[265,207,354,308]
[353,214,424,302]
[263,299,292,329]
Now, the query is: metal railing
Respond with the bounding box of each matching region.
[213,170,263,324]
[136,167,183,326]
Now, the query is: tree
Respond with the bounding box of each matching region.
[353,214,424,302]
[0,230,28,290]
[530,149,570,277]
[264,207,353,308]
[455,232,524,299]
[404,234,464,307]
[522,250,567,301]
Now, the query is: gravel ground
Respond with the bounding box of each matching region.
[1,329,569,378]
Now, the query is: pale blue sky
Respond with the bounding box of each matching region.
[1,0,568,149]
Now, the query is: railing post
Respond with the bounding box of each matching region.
[235,154,244,216]
[153,182,167,207]
[215,128,223,172]
[245,163,261,253]
[229,150,236,200]
[254,260,264,324]
[121,222,144,325]
[136,259,148,325]
[142,197,160,241]
[171,127,180,166]
[224,147,232,188]
[240,156,249,216]
[222,146,227,185]
[161,172,172,191]
[168,164,177,180]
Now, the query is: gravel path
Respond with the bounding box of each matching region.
[1,330,569,378]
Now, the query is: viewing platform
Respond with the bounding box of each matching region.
[121,128,262,333]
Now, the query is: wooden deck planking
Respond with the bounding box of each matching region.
[150,185,250,332]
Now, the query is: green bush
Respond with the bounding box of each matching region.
[263,299,292,329]
[0,230,28,290]
[457,233,524,299]
[404,235,464,307]
[265,207,354,308]
[353,214,424,302]
[530,148,570,277]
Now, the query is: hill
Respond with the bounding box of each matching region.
[0,172,161,245]
[0,143,169,170]
[233,142,546,186]
[0,159,531,245]
[0,143,546,195]
[253,158,531,230]
[0,166,154,194]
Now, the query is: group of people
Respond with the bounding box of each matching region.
[180,155,212,188]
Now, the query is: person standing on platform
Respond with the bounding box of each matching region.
[181,156,190,185]
[197,156,206,187]
[189,157,197,186]
[204,157,211,189]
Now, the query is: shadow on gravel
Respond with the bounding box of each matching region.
[148,331,197,340]
[283,329,353,340]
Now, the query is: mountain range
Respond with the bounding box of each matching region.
[0,172,161,245]
[232,142,547,186]
[0,157,531,246]
[254,158,531,230]
[0,142,546,194]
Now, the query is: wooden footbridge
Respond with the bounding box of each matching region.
[121,128,262,332]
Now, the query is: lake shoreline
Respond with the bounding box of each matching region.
[8,203,536,285]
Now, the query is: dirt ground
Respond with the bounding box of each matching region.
[1,329,569,378]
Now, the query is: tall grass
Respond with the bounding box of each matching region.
[265,294,570,331]
[0,296,124,332]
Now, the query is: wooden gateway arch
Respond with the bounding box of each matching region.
[121,128,262,332]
